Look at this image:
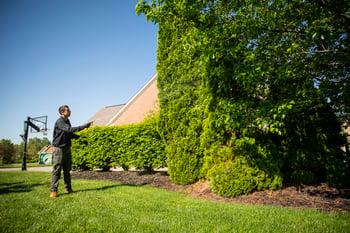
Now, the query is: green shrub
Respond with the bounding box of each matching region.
[131,117,166,171]
[166,137,201,185]
[72,117,166,171]
[206,147,282,197]
[71,132,90,170]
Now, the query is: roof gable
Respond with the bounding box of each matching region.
[38,145,53,154]
[107,73,159,126]
[88,104,125,126]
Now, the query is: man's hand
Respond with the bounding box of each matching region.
[84,121,93,129]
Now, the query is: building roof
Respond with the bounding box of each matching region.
[106,73,158,126]
[38,145,53,154]
[87,104,125,126]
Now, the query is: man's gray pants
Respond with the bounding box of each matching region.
[50,146,72,192]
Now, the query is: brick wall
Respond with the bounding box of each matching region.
[110,76,159,126]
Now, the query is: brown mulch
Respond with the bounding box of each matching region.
[71,170,350,214]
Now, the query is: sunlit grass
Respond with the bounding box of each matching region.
[0,171,349,232]
[0,163,51,168]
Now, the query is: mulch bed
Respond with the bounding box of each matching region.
[71,170,350,214]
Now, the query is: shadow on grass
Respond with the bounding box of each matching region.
[73,183,139,194]
[0,182,44,195]
[0,180,139,196]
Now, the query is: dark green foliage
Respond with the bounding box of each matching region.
[0,139,16,164]
[137,0,350,196]
[72,117,166,171]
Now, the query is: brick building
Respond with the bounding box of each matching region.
[88,73,159,126]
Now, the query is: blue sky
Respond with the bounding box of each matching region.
[0,0,158,145]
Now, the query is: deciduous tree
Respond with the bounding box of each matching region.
[0,139,16,164]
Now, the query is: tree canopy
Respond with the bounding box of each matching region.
[26,137,51,160]
[1,137,51,164]
[0,139,16,164]
[137,0,350,195]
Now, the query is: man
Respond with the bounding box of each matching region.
[50,105,92,198]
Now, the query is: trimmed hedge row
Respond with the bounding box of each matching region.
[71,117,166,171]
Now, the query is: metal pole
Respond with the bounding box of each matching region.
[20,116,45,171]
[21,117,30,171]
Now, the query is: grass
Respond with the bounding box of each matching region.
[0,163,52,168]
[0,171,349,233]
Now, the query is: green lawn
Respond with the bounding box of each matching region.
[0,163,52,168]
[0,171,349,233]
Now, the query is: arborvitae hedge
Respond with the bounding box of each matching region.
[71,117,166,171]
